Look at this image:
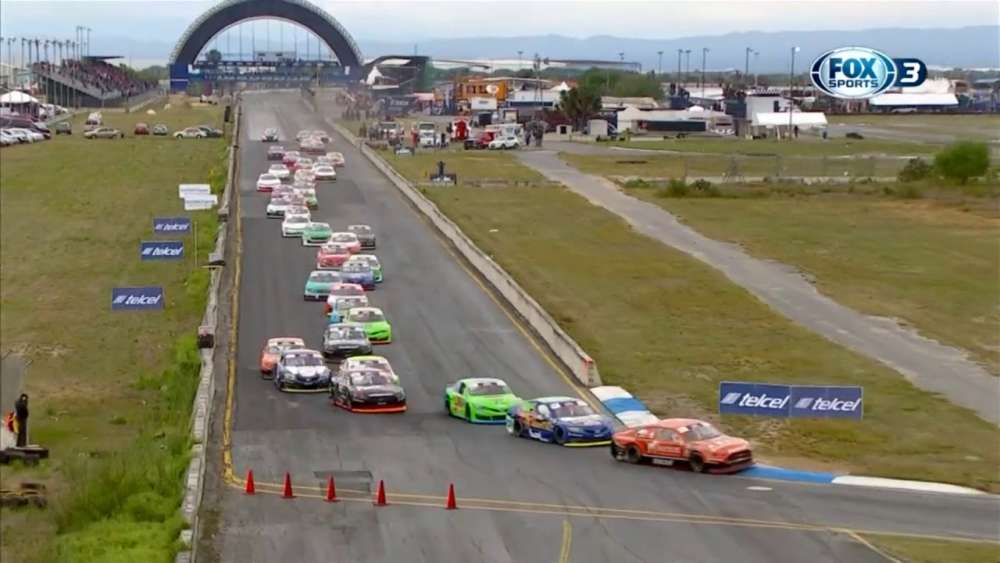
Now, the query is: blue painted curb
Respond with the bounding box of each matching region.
[739,465,837,483]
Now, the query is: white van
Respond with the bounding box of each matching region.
[85,112,103,126]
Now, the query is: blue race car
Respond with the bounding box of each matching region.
[340,260,375,290]
[506,396,614,447]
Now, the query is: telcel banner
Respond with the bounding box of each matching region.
[719,381,863,420]
[111,287,165,311]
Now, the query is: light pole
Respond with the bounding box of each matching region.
[518,50,523,70]
[701,47,709,100]
[657,50,663,76]
[745,47,758,88]
[676,48,682,85]
[684,49,691,86]
[788,46,800,140]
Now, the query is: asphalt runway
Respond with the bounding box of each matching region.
[210,91,999,563]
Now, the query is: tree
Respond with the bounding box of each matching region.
[934,141,990,184]
[558,86,601,130]
[206,49,223,64]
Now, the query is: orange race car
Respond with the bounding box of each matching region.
[610,418,753,474]
[259,337,306,377]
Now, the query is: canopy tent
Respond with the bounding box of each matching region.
[752,111,828,128]
[0,91,39,105]
[869,93,958,107]
[549,81,571,92]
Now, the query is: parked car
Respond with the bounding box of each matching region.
[174,127,207,139]
[488,135,520,150]
[152,123,169,136]
[464,131,496,150]
[83,127,124,139]
[134,122,150,135]
[197,125,224,138]
[54,122,72,135]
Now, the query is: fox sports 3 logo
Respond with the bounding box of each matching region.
[810,47,926,99]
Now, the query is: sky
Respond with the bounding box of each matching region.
[1,0,997,42]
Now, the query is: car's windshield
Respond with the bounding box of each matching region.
[349,225,371,234]
[284,353,323,367]
[328,326,366,340]
[351,309,383,322]
[343,262,370,273]
[350,371,392,386]
[261,174,276,181]
[309,223,330,231]
[335,297,365,310]
[333,233,357,243]
[356,359,391,371]
[680,423,722,442]
[310,272,338,282]
[467,381,511,396]
[287,216,308,224]
[548,401,594,418]
[332,284,363,295]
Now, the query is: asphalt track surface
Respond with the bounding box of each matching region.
[211,91,1000,563]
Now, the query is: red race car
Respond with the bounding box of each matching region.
[282,150,301,167]
[610,418,753,474]
[259,337,305,376]
[323,283,366,314]
[316,242,353,270]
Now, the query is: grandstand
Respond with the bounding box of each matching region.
[31,56,158,107]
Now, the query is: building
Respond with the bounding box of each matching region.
[616,106,733,135]
[868,78,960,111]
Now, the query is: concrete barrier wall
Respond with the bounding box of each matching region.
[331,122,602,388]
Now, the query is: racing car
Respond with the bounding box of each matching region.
[347,225,376,250]
[313,165,337,181]
[340,259,376,290]
[345,307,392,343]
[316,243,353,270]
[322,323,372,359]
[303,270,342,300]
[274,348,331,392]
[329,232,361,254]
[285,205,311,223]
[261,128,279,142]
[330,368,406,413]
[327,295,370,324]
[294,186,318,209]
[256,173,281,192]
[259,337,306,376]
[282,150,301,167]
[346,254,382,283]
[610,419,754,473]
[326,152,345,168]
[323,283,366,313]
[506,396,614,446]
[302,222,333,246]
[281,214,310,238]
[444,378,521,424]
[266,195,291,218]
[268,163,291,181]
[267,145,285,160]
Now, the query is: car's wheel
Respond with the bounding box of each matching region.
[625,445,643,464]
[553,426,568,445]
[689,454,707,473]
[512,419,525,437]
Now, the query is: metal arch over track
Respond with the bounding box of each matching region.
[168,0,363,90]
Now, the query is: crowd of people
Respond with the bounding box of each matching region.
[33,59,156,99]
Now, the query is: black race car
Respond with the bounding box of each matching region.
[347,224,376,250]
[330,369,406,413]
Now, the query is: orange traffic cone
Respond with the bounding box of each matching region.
[325,476,338,502]
[445,483,457,510]
[374,479,387,506]
[282,472,294,499]
[244,470,256,495]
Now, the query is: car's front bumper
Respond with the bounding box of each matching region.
[323,344,373,358]
[303,236,332,246]
[278,377,330,392]
[367,330,392,344]
[303,290,330,300]
[336,397,407,413]
[468,409,508,424]
[283,229,305,238]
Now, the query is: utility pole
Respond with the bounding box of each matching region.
[85,27,91,56]
[788,46,800,140]
[745,47,757,87]
[676,49,682,85]
[701,47,709,100]
[684,49,691,85]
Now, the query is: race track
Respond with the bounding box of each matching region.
[209,91,999,563]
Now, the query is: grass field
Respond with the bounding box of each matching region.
[609,136,937,157]
[560,151,908,179]
[864,535,1000,563]
[627,189,1000,374]
[829,114,1000,142]
[379,146,549,186]
[417,183,1000,490]
[0,99,227,562]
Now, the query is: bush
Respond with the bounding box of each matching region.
[623,178,652,189]
[934,141,990,184]
[659,178,689,198]
[691,179,721,197]
[898,158,933,182]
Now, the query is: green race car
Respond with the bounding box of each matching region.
[444,377,520,424]
[296,187,319,209]
[302,221,333,246]
[345,306,392,344]
[303,270,341,300]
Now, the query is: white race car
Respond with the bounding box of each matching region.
[314,165,337,181]
[266,196,291,218]
[326,152,346,168]
[268,163,290,181]
[281,214,310,237]
[285,206,311,222]
[257,173,282,192]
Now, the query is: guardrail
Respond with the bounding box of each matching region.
[330,121,602,388]
[175,101,240,563]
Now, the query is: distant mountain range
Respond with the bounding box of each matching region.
[86,26,998,72]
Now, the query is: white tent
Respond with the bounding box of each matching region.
[869,93,958,107]
[549,81,571,92]
[0,91,38,104]
[752,111,828,128]
[364,66,384,86]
